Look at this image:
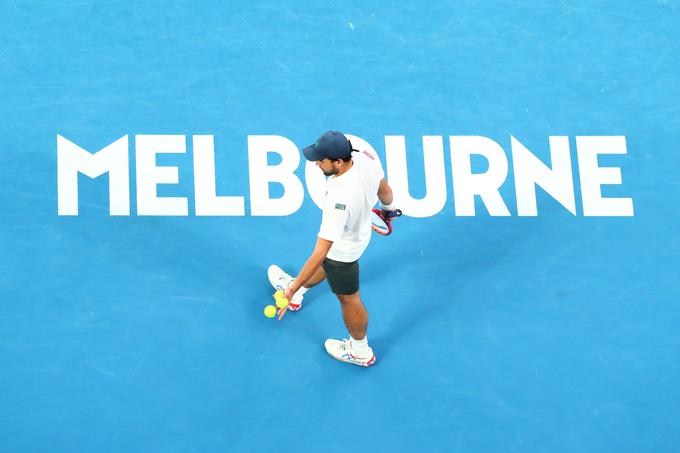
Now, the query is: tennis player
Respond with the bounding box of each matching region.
[268,131,398,367]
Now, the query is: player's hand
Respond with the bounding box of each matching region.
[381,208,400,221]
[277,286,297,321]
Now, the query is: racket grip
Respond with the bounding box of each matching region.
[381,208,402,220]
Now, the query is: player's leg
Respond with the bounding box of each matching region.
[322,258,375,366]
[337,291,368,340]
[303,266,325,289]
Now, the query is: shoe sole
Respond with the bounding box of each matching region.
[329,354,376,367]
[267,265,286,290]
[325,349,376,367]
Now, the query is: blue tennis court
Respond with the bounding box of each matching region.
[1,1,679,451]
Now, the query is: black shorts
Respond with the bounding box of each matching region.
[322,258,359,295]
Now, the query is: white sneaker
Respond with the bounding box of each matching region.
[267,264,303,311]
[324,339,376,367]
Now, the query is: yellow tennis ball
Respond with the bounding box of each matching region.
[276,297,289,309]
[274,290,284,299]
[264,305,277,318]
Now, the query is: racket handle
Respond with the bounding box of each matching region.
[381,208,402,220]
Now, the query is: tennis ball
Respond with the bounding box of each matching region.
[276,297,289,309]
[274,290,284,299]
[264,305,277,318]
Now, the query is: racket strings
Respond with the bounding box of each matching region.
[370,209,391,235]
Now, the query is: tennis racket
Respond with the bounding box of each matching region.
[370,208,402,236]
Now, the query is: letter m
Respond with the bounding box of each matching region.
[57,135,130,216]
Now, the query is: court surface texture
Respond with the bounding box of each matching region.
[1,1,678,452]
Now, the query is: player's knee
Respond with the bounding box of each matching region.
[337,291,361,305]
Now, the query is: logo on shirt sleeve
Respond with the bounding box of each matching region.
[335,203,346,210]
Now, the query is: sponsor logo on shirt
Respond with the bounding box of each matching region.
[335,203,346,210]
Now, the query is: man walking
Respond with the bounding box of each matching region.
[268,131,398,367]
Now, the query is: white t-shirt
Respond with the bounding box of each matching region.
[317,149,385,262]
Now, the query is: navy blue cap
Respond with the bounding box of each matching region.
[302,131,352,161]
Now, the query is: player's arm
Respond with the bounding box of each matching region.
[287,237,333,294]
[377,178,393,206]
[377,177,400,218]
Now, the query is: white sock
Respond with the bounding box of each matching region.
[350,335,370,356]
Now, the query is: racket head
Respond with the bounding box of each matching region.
[370,208,393,236]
